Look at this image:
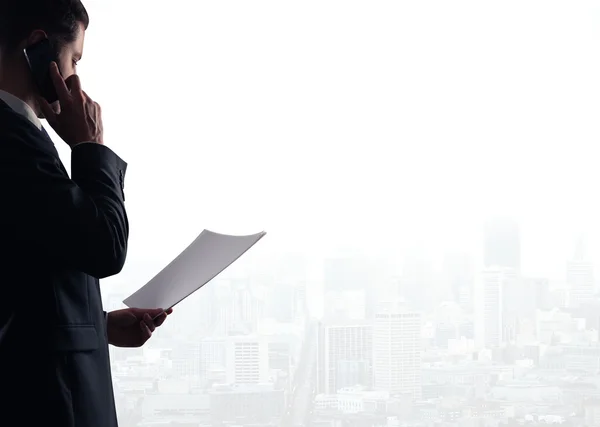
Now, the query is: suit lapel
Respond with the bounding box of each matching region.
[0,98,67,173]
[39,126,61,158]
[39,126,69,175]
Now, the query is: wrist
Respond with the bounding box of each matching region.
[106,312,116,345]
[71,141,102,149]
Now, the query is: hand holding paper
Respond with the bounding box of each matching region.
[123,230,266,310]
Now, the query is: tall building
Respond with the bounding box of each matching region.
[567,237,595,308]
[568,261,595,308]
[476,267,519,349]
[317,321,373,394]
[372,302,422,399]
[484,218,521,271]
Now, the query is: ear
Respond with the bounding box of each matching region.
[21,30,48,49]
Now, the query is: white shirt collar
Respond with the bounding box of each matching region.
[0,89,42,130]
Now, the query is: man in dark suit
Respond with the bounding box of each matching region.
[0,1,173,425]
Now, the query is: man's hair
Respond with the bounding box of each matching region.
[0,0,89,52]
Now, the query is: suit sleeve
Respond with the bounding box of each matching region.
[2,131,129,278]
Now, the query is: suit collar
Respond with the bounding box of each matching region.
[0,90,42,130]
[0,96,61,160]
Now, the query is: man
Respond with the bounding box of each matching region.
[0,1,172,426]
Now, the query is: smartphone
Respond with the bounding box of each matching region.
[23,38,59,104]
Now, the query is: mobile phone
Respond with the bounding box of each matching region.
[23,38,59,104]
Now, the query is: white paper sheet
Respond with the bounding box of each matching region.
[123,229,266,309]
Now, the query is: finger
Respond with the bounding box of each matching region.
[48,62,70,101]
[149,307,169,320]
[133,307,162,317]
[65,74,83,98]
[153,312,168,327]
[140,321,152,341]
[143,313,156,332]
[37,96,57,124]
[152,307,173,324]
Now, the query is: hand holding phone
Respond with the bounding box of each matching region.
[38,62,104,147]
[24,38,60,104]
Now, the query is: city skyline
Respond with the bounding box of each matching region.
[100,217,600,425]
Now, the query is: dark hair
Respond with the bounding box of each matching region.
[0,0,89,52]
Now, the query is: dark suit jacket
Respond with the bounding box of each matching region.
[0,98,128,426]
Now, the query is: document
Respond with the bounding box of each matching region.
[123,229,266,309]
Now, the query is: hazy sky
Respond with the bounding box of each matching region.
[47,0,600,283]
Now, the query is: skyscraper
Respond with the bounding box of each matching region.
[567,237,595,308]
[476,267,519,349]
[372,301,422,399]
[484,218,521,271]
[317,321,373,394]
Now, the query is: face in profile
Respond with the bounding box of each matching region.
[56,22,85,83]
[37,22,86,117]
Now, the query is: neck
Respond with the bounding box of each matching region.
[0,56,39,116]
